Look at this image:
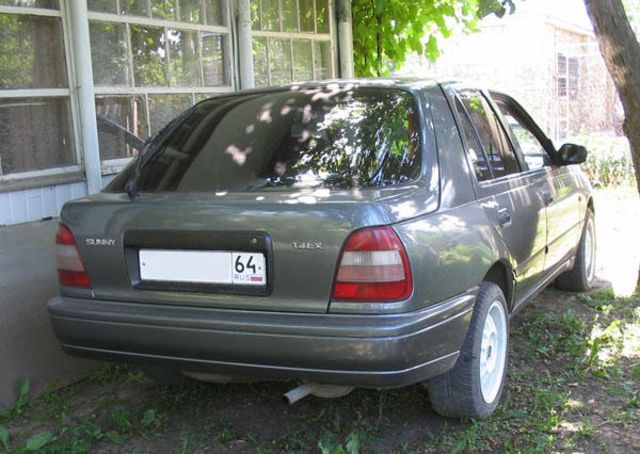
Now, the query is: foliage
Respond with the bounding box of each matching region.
[569,132,635,187]
[351,0,516,77]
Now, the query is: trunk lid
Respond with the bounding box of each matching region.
[61,186,435,313]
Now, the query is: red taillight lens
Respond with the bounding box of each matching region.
[331,226,413,302]
[56,224,91,288]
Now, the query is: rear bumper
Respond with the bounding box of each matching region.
[48,291,475,388]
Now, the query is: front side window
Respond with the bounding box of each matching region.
[457,90,520,179]
[109,88,421,192]
[496,99,550,171]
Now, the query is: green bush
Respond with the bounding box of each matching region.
[568,133,635,187]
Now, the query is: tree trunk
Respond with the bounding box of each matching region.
[584,0,640,194]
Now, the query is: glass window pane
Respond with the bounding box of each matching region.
[202,33,225,86]
[96,96,147,161]
[458,90,520,178]
[168,29,200,87]
[88,0,116,13]
[260,0,278,31]
[292,40,312,82]
[250,0,260,28]
[454,98,492,181]
[282,0,298,32]
[204,0,223,25]
[130,25,168,86]
[152,0,177,20]
[252,36,269,87]
[0,98,75,175]
[121,0,148,16]
[0,14,67,89]
[316,0,329,33]
[148,94,192,135]
[313,41,332,79]
[269,39,291,85]
[132,88,421,192]
[180,0,203,23]
[496,100,550,171]
[0,0,58,8]
[299,0,314,32]
[90,22,129,86]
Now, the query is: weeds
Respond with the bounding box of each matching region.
[0,290,638,453]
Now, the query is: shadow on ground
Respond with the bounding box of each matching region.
[0,286,638,453]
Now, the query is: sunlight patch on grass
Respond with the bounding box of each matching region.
[593,186,639,297]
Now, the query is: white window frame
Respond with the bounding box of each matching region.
[252,0,336,86]
[88,1,236,175]
[0,4,84,187]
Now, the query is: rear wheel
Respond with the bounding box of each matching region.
[556,209,596,292]
[428,282,509,419]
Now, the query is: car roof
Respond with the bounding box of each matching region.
[284,77,442,90]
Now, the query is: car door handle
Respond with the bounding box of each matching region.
[497,208,512,228]
[543,192,554,206]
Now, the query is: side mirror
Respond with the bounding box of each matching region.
[558,143,587,165]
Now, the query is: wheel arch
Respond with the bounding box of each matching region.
[587,196,594,214]
[482,260,515,312]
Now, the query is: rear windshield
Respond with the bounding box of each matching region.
[108,87,421,192]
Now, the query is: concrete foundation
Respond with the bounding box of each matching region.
[0,219,100,411]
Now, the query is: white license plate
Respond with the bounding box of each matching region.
[139,249,266,286]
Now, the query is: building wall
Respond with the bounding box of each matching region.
[0,0,339,410]
[400,14,618,143]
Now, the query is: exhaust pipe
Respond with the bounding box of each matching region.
[283,383,353,404]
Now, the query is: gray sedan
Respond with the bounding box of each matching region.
[49,79,594,419]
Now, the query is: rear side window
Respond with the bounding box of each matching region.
[454,99,492,182]
[457,90,520,179]
[111,87,421,192]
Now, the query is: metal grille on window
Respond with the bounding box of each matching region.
[251,0,334,87]
[87,0,232,167]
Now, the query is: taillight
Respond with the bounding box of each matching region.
[331,226,413,302]
[55,224,91,288]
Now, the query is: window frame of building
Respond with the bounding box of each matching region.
[556,53,579,101]
[251,0,336,87]
[88,0,235,176]
[0,3,83,187]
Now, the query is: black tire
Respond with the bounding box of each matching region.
[556,209,596,292]
[428,282,509,419]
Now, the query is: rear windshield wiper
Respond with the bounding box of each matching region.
[125,106,198,199]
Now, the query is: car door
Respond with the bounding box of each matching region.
[450,88,548,307]
[491,94,581,276]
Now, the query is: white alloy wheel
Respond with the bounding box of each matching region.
[584,217,595,283]
[479,300,508,403]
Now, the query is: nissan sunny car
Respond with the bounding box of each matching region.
[48,79,594,418]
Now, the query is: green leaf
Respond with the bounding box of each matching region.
[0,425,10,450]
[19,377,31,401]
[25,431,55,451]
[141,409,156,428]
[345,431,362,454]
[352,0,516,76]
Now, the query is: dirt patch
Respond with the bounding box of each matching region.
[1,289,638,453]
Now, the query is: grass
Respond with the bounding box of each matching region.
[0,289,637,453]
[0,187,638,453]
